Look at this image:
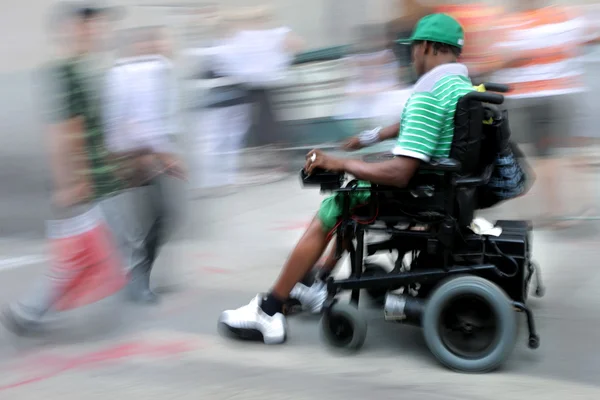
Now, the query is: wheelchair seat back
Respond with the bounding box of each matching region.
[448,89,509,226]
[451,95,485,176]
[367,88,510,228]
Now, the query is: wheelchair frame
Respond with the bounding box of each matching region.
[302,85,544,373]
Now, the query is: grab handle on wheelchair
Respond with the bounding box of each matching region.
[461,91,504,105]
[482,83,510,93]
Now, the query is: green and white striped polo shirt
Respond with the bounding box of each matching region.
[393,63,473,162]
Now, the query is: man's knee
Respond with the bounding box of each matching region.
[317,195,342,233]
[317,190,371,233]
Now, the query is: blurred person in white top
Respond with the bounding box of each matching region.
[337,24,402,132]
[104,26,183,173]
[103,26,185,303]
[198,4,303,194]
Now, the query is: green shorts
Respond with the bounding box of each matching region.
[317,182,371,232]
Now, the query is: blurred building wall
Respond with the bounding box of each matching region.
[0,0,598,157]
[1,0,599,72]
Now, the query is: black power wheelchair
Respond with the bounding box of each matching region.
[300,83,545,373]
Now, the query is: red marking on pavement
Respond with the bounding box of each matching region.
[271,220,310,231]
[0,340,195,392]
[200,266,232,274]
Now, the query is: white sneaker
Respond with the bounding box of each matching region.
[289,281,328,314]
[218,295,287,344]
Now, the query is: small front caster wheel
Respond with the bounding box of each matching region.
[528,335,540,349]
[321,302,367,352]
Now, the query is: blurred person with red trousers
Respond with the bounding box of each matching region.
[0,3,174,336]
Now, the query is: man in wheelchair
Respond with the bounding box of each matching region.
[219,13,482,344]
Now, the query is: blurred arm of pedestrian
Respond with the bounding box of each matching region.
[44,65,93,208]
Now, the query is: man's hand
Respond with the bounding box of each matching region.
[341,136,365,152]
[342,126,387,152]
[305,150,345,175]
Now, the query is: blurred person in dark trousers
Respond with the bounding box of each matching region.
[104,26,185,303]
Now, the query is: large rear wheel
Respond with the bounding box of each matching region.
[422,276,518,373]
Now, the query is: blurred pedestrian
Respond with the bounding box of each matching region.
[0,2,137,335]
[434,3,504,83]
[337,23,401,132]
[197,4,302,193]
[489,1,594,227]
[386,0,436,84]
[104,26,186,303]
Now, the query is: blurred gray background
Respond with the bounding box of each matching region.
[0,0,598,239]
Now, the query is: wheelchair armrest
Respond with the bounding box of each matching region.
[300,168,345,190]
[453,165,494,187]
[420,158,462,172]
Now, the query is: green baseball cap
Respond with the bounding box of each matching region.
[397,13,464,49]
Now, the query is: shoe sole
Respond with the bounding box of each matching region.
[218,322,286,345]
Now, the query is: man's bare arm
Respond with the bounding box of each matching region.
[377,123,401,142]
[342,122,400,151]
[341,156,420,188]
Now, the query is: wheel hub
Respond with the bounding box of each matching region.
[438,294,499,359]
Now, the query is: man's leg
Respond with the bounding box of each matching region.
[313,241,341,281]
[271,218,331,298]
[288,239,345,313]
[218,216,331,344]
[219,189,370,344]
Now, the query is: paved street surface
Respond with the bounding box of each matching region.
[0,175,600,399]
